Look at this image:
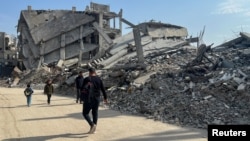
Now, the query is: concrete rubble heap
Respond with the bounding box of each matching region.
[103,32,250,129]
[6,2,250,130]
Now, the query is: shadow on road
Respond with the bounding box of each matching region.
[115,129,207,141]
[37,103,76,107]
[22,108,122,121]
[0,105,28,108]
[2,133,88,141]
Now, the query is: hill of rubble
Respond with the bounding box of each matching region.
[104,43,250,129]
[9,32,250,130]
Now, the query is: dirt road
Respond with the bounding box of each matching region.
[0,87,207,141]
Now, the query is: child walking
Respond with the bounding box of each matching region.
[24,84,34,107]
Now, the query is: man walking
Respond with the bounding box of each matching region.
[44,79,54,105]
[82,68,107,134]
[75,71,84,104]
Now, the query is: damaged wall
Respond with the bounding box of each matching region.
[17,2,122,70]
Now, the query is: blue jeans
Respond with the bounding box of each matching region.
[82,97,100,126]
[26,95,32,106]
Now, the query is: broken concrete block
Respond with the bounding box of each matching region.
[109,70,124,77]
[233,77,244,84]
[151,80,161,90]
[237,69,248,78]
[242,48,250,55]
[41,66,51,72]
[134,72,156,85]
[192,92,195,98]
[65,75,77,85]
[203,95,212,100]
[132,82,143,89]
[234,56,240,60]
[212,119,222,125]
[63,58,79,67]
[220,73,232,81]
[14,66,22,73]
[220,59,235,68]
[189,81,195,89]
[224,103,230,109]
[131,71,140,79]
[209,79,215,84]
[57,59,64,68]
[237,83,246,91]
[12,77,20,86]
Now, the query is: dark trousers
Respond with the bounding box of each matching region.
[82,97,100,126]
[47,94,52,104]
[76,89,82,102]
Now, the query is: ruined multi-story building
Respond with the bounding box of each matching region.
[17,2,122,69]
[17,2,193,71]
[0,32,18,77]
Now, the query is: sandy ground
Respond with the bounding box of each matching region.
[0,87,207,141]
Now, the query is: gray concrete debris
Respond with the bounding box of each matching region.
[104,37,250,129]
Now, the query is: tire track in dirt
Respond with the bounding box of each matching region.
[0,93,21,140]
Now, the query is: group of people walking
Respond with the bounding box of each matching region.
[23,67,107,134]
[24,79,54,106]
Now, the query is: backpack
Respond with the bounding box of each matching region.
[86,77,100,101]
[24,88,32,96]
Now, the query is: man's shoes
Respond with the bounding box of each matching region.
[88,124,96,134]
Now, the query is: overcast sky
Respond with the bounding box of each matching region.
[0,0,250,46]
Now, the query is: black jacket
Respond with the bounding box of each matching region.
[75,75,84,89]
[81,76,107,100]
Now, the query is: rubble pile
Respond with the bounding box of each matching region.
[108,67,250,128]
[105,38,250,129]
[12,66,69,89]
[7,14,250,130]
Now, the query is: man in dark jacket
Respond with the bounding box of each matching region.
[82,68,107,134]
[44,79,54,105]
[75,71,84,104]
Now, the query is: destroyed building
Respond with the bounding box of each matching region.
[17,2,122,70]
[0,32,19,77]
[14,2,249,131]
[14,1,195,86]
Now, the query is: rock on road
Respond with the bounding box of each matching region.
[0,87,207,141]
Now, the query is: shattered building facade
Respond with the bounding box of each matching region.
[0,32,19,77]
[17,2,122,70]
[17,2,192,71]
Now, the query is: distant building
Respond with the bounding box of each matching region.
[0,32,19,77]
